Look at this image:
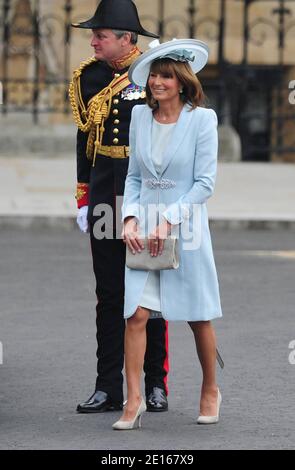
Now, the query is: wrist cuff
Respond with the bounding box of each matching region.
[76,183,89,209]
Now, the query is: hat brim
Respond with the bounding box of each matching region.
[71,20,159,39]
[128,39,209,87]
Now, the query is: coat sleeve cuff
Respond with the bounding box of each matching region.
[75,183,89,209]
[121,204,140,223]
[162,203,190,225]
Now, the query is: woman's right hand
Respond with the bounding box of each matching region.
[122,217,144,254]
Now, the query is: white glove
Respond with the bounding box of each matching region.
[77,206,89,233]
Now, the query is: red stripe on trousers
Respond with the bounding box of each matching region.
[163,320,169,396]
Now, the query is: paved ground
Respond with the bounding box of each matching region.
[0,227,294,450]
[1,158,295,228]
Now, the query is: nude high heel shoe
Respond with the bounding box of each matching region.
[112,398,147,430]
[197,389,222,425]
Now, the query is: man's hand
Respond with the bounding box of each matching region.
[122,216,144,254]
[77,206,89,233]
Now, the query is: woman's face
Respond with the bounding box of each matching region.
[148,69,181,104]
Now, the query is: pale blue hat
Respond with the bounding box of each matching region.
[129,38,209,87]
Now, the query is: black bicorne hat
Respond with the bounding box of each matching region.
[72,0,159,39]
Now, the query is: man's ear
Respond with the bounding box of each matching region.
[121,32,132,47]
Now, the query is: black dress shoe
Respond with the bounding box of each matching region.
[146,387,168,412]
[76,390,123,413]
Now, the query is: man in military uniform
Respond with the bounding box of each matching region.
[69,0,169,413]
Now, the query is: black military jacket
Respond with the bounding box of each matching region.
[76,59,145,223]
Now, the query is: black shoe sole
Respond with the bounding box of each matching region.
[146,406,168,413]
[76,404,123,414]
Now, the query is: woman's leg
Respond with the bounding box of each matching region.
[120,306,150,421]
[188,321,219,416]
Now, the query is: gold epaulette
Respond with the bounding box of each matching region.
[68,56,98,133]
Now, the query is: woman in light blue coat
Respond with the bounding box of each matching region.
[113,39,223,430]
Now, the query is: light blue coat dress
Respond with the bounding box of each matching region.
[122,103,222,322]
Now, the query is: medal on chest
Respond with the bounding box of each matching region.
[121,84,146,101]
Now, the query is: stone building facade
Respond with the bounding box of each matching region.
[1,0,295,161]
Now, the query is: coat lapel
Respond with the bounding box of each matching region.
[160,104,193,177]
[139,106,158,178]
[138,104,194,178]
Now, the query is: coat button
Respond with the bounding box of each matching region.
[113,99,119,105]
[113,128,119,134]
[113,138,119,144]
[113,109,119,115]
[114,73,120,78]
[114,119,120,125]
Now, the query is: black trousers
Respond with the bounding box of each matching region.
[90,229,169,403]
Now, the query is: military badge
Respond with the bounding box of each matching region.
[122,84,146,101]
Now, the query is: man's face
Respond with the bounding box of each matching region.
[91,29,127,61]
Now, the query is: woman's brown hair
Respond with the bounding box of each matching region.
[145,58,206,110]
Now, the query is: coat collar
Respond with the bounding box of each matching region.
[139,104,194,178]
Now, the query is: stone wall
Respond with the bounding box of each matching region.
[1,0,295,161]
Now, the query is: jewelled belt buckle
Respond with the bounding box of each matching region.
[145,178,176,189]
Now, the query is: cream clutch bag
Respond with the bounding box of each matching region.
[126,237,179,271]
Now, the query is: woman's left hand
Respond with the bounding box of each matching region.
[148,221,172,257]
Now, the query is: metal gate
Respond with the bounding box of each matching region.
[0,0,72,121]
[1,0,295,160]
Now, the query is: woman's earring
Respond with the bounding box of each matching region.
[179,88,183,94]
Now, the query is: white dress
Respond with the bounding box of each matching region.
[139,119,176,317]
